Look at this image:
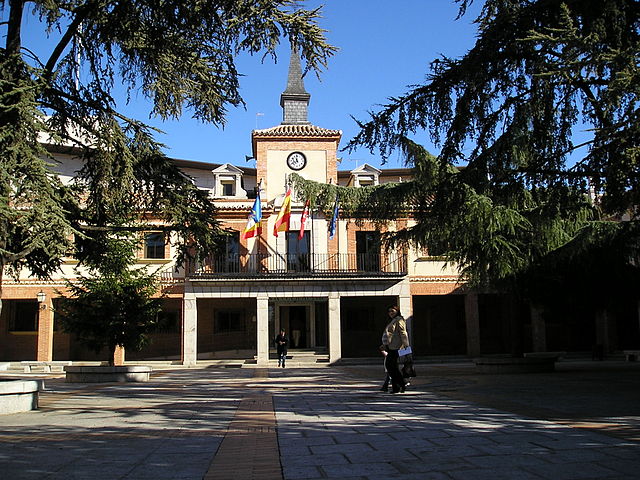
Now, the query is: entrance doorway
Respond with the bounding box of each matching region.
[279,305,308,348]
[274,302,328,350]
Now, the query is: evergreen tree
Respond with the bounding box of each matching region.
[1,1,335,302]
[297,1,640,299]
[56,234,163,365]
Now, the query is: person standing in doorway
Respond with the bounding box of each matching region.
[380,305,409,393]
[275,328,288,368]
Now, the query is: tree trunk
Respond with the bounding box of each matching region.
[6,0,25,55]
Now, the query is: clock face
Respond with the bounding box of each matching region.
[287,151,307,171]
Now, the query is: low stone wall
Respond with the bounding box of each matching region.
[64,365,152,383]
[475,355,557,374]
[0,380,44,414]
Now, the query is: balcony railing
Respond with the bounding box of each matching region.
[189,253,407,279]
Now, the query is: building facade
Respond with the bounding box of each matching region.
[1,49,638,365]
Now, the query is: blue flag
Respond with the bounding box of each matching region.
[328,196,339,239]
[241,191,262,239]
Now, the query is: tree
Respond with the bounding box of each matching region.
[296,1,640,296]
[56,234,163,365]
[0,1,335,302]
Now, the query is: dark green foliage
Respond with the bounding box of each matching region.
[56,235,163,365]
[0,54,77,280]
[1,1,335,283]
[336,1,639,301]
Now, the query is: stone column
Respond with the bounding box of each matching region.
[113,346,125,366]
[182,295,198,366]
[464,293,481,357]
[530,304,547,352]
[595,309,617,354]
[398,287,413,344]
[256,295,270,366]
[36,297,53,361]
[328,293,341,364]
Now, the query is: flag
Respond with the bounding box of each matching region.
[241,191,262,240]
[273,188,292,237]
[328,196,339,239]
[298,199,310,240]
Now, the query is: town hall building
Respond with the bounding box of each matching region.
[1,49,634,366]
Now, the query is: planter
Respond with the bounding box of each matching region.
[64,365,152,383]
[0,380,44,414]
[474,354,557,374]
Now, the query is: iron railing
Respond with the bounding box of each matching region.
[189,253,407,279]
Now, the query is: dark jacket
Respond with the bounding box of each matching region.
[275,333,288,354]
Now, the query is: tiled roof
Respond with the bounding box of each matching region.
[253,124,342,138]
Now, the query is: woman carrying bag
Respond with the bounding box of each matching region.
[380,305,410,393]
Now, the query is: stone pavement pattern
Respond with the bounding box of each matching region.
[0,362,639,479]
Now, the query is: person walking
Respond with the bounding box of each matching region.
[379,345,391,392]
[380,305,410,393]
[274,328,288,368]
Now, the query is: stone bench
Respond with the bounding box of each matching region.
[623,350,640,362]
[0,379,44,414]
[64,365,152,383]
[524,351,566,360]
[21,361,72,373]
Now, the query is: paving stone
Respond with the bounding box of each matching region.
[284,453,348,466]
[282,464,323,479]
[309,441,376,455]
[524,462,620,479]
[1,363,640,480]
[449,467,545,480]
[320,461,401,477]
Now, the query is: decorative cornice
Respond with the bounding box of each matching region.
[409,276,463,283]
[252,124,341,139]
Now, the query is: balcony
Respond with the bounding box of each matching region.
[189,253,407,279]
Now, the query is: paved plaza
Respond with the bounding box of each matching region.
[1,360,639,479]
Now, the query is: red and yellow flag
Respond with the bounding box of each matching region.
[273,188,292,237]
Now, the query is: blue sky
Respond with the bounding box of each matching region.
[121,1,482,169]
[12,1,482,169]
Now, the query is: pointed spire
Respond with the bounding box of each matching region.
[283,43,308,95]
[280,43,311,125]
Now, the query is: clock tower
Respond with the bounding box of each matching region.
[252,44,341,200]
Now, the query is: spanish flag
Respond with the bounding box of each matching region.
[241,191,262,240]
[273,188,292,237]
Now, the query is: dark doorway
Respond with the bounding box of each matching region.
[281,305,308,348]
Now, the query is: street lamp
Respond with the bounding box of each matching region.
[36,290,46,309]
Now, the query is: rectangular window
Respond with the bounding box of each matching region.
[144,232,166,259]
[358,175,375,187]
[223,232,240,273]
[356,231,381,271]
[9,301,38,332]
[221,181,234,196]
[214,310,245,334]
[286,231,310,271]
[156,310,180,333]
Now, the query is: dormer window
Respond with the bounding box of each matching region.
[350,164,381,188]
[358,175,375,187]
[211,164,247,198]
[220,177,236,196]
